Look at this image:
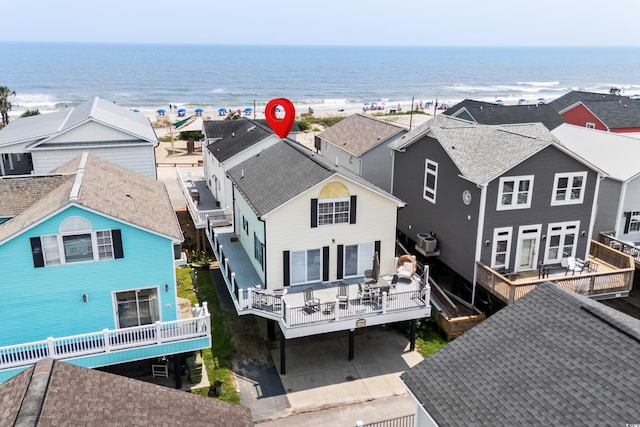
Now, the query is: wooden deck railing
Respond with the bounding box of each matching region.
[476,240,634,304]
[0,306,210,370]
[598,232,640,267]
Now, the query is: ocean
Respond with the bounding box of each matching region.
[2,42,640,117]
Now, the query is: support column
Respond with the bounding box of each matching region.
[280,333,286,375]
[348,329,355,360]
[410,319,417,351]
[267,319,276,342]
[174,354,183,389]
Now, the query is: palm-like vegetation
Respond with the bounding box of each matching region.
[0,86,17,126]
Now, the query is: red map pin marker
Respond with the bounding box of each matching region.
[265,98,295,138]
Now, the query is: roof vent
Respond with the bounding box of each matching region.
[232,132,235,137]
[247,125,256,132]
[241,169,244,178]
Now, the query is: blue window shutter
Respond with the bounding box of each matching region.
[311,198,318,228]
[283,250,290,287]
[30,237,44,268]
[336,245,344,280]
[112,230,124,259]
[322,246,329,281]
[349,195,357,224]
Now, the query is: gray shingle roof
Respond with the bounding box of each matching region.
[390,115,556,185]
[228,141,334,216]
[317,113,406,156]
[550,91,640,129]
[205,119,274,162]
[0,153,182,244]
[444,99,566,130]
[0,359,253,427]
[0,97,157,149]
[400,283,640,426]
[0,174,73,217]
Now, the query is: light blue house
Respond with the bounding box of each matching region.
[0,153,211,382]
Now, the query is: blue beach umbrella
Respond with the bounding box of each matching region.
[195,108,204,113]
[518,99,526,104]
[218,107,227,113]
[132,109,140,112]
[537,97,545,103]
[495,99,503,104]
[157,109,166,114]
[243,107,253,114]
[177,108,186,113]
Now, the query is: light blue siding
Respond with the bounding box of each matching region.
[0,205,179,347]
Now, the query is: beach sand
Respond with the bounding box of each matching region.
[151,100,435,151]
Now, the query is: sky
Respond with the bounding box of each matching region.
[3,0,640,46]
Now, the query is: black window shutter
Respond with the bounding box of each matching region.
[30,237,44,268]
[336,245,344,280]
[349,195,357,224]
[322,246,330,282]
[375,240,381,257]
[112,229,124,259]
[173,243,181,260]
[623,212,632,234]
[283,250,290,287]
[311,198,318,228]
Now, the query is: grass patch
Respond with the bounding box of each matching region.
[395,315,447,358]
[297,115,346,132]
[176,266,241,404]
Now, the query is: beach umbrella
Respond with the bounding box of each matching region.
[218,107,227,113]
[518,98,526,104]
[537,97,545,103]
[157,109,166,114]
[195,108,204,113]
[495,99,503,104]
[132,109,140,112]
[177,108,186,113]
[243,107,253,114]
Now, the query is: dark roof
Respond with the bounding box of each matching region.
[444,99,566,130]
[549,91,640,129]
[228,140,334,216]
[205,119,274,162]
[0,359,253,427]
[400,283,640,426]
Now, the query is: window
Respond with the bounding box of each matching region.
[491,227,513,269]
[423,159,438,203]
[30,216,122,267]
[586,122,596,129]
[629,211,640,233]
[344,242,374,278]
[318,199,350,225]
[497,175,534,210]
[551,172,587,206]
[544,221,579,264]
[254,232,264,270]
[290,249,321,284]
[114,288,159,328]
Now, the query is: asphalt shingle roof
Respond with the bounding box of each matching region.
[443,99,566,130]
[205,119,274,162]
[0,153,182,244]
[390,115,555,185]
[0,175,73,217]
[317,113,406,156]
[549,91,640,129]
[0,359,253,427]
[400,283,640,426]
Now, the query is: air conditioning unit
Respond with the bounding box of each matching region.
[423,235,437,253]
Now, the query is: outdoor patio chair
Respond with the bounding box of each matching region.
[562,257,584,275]
[337,283,349,308]
[358,283,374,304]
[303,287,320,312]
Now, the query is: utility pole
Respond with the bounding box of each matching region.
[253,99,256,120]
[409,96,415,130]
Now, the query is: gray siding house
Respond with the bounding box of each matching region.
[390,115,603,302]
[0,97,158,178]
[315,113,406,192]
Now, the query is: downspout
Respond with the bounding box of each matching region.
[471,184,488,307]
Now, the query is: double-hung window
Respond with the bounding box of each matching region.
[318,199,350,225]
[423,159,438,203]
[629,211,640,233]
[551,172,587,206]
[544,221,579,264]
[497,175,534,210]
[254,232,265,270]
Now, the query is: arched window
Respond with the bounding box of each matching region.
[316,182,351,226]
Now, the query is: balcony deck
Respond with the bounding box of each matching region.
[176,168,232,229]
[476,240,635,305]
[0,305,211,382]
[208,228,431,339]
[598,232,640,268]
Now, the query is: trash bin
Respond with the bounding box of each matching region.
[209,381,223,397]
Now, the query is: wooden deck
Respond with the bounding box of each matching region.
[476,240,635,304]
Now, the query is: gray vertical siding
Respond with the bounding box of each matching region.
[594,178,622,237]
[361,143,393,193]
[393,136,480,282]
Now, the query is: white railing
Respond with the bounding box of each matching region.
[176,172,232,229]
[0,304,210,370]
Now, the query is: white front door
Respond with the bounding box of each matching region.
[515,225,541,272]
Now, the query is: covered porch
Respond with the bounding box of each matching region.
[476,240,635,304]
